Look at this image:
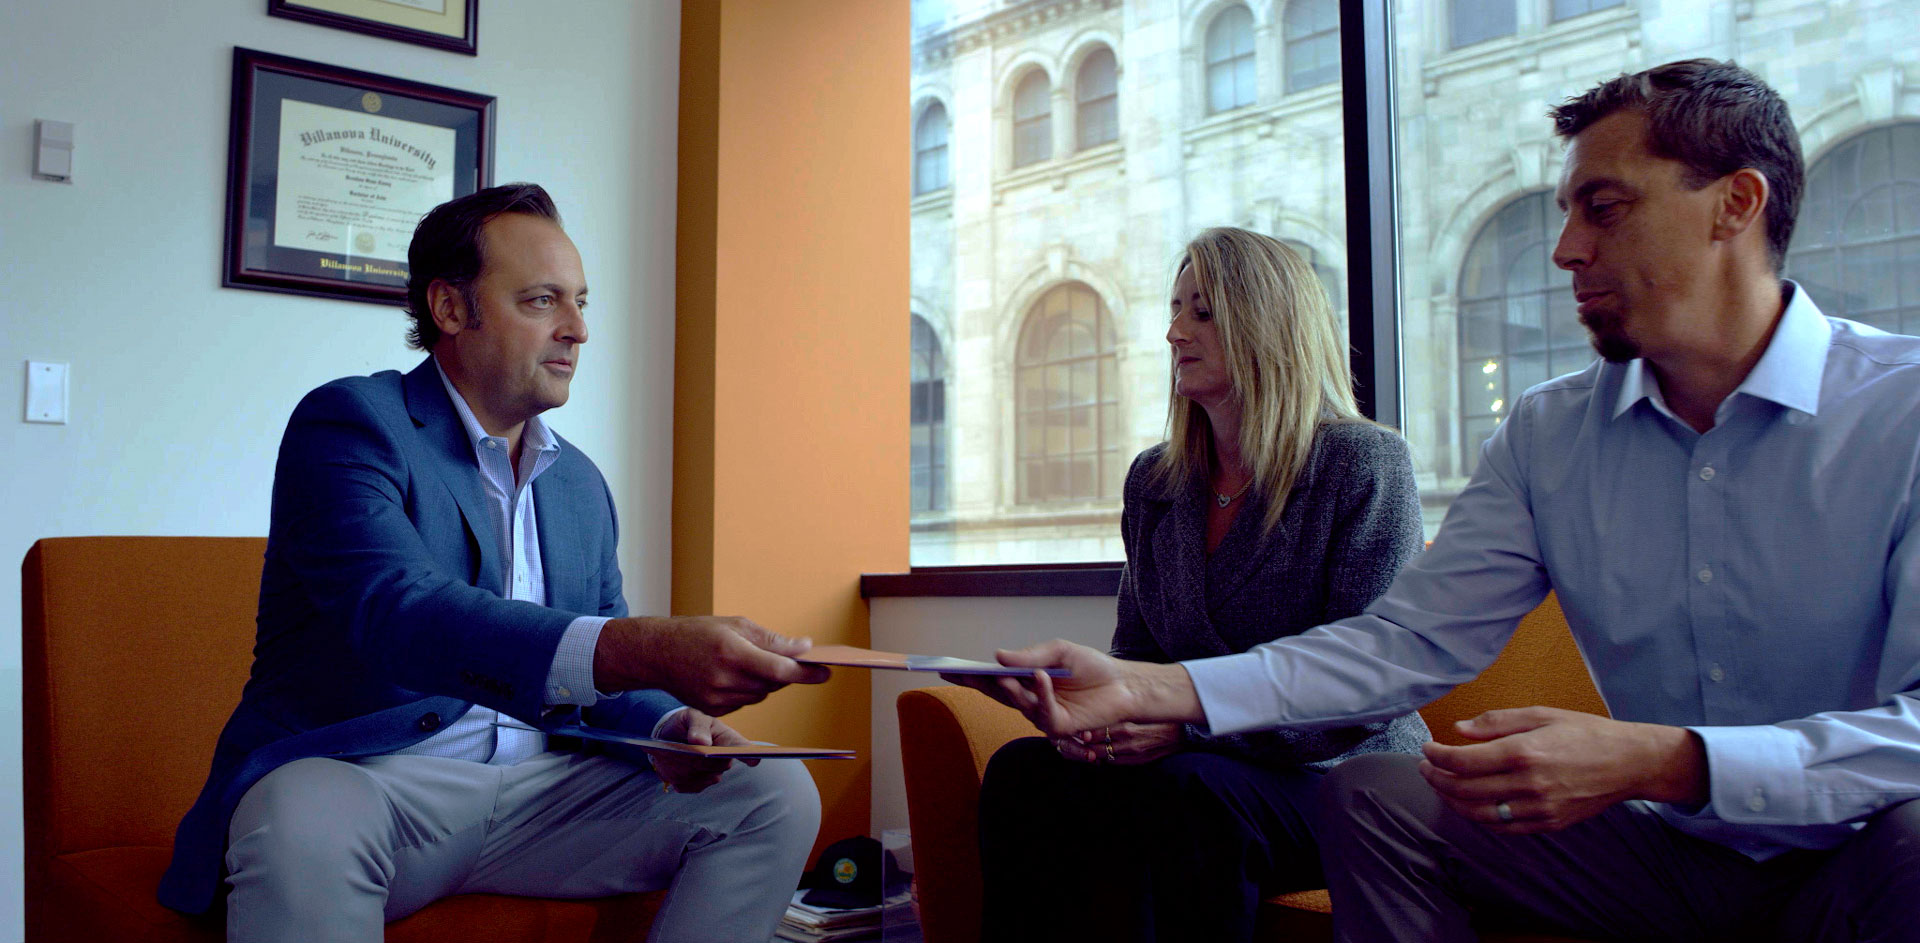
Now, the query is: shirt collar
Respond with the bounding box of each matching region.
[1611,280,1830,421]
[432,357,562,459]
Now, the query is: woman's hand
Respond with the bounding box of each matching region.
[1052,722,1183,766]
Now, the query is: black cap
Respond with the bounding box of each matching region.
[800,836,905,909]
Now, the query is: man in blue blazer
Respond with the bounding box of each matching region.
[160,184,829,943]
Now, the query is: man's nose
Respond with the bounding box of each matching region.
[558,303,588,344]
[1552,218,1587,271]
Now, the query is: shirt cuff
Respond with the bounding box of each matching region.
[1688,724,1806,824]
[1183,652,1273,737]
[545,616,611,707]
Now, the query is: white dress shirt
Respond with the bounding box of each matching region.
[1185,283,1920,859]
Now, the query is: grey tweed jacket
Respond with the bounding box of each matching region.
[1115,421,1430,770]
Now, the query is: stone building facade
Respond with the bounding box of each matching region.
[910,0,1920,564]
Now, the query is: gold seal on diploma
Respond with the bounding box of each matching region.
[355,232,377,254]
[361,92,384,114]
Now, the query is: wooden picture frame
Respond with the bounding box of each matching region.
[268,0,478,57]
[223,47,495,305]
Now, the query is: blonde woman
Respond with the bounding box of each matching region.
[976,228,1428,942]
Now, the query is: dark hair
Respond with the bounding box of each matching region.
[1550,59,1803,272]
[404,182,563,350]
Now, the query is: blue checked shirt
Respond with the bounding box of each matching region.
[1186,282,1920,859]
[391,362,611,765]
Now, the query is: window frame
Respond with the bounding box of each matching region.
[1074,46,1121,151]
[877,0,1404,595]
[913,100,951,196]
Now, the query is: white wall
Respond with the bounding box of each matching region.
[868,595,1115,837]
[0,2,680,937]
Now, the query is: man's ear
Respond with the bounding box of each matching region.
[1713,167,1770,247]
[427,280,467,338]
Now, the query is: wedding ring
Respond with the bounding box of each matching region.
[1104,726,1113,743]
[1495,801,1514,823]
[1105,741,1116,763]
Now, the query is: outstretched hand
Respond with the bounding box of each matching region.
[1419,706,1707,834]
[943,640,1203,738]
[595,616,833,715]
[1051,721,1183,766]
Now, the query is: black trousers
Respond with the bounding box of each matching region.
[978,736,1327,943]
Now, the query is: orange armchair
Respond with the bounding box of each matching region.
[23,536,663,942]
[897,594,1607,943]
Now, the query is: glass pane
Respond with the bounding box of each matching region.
[1401,0,1901,540]
[913,0,1346,563]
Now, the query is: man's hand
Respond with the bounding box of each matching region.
[942,640,1203,737]
[593,616,831,715]
[1419,706,1709,834]
[1052,722,1183,766]
[649,708,755,794]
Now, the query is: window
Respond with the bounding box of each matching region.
[1205,5,1257,114]
[1016,284,1122,505]
[1013,70,1053,168]
[1787,122,1920,334]
[1450,0,1516,49]
[1551,0,1623,22]
[911,315,949,512]
[1283,239,1344,321]
[1454,192,1582,475]
[1283,0,1339,94]
[914,102,951,195]
[1076,47,1120,150]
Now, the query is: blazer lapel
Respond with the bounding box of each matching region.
[402,359,504,595]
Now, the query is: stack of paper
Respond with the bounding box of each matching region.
[775,891,884,942]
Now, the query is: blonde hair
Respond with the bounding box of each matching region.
[1152,227,1370,534]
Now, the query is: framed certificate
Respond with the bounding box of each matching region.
[223,47,494,305]
[268,0,479,56]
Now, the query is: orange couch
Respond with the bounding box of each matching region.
[23,536,663,942]
[897,593,1608,943]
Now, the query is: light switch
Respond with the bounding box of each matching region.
[25,361,68,424]
[34,120,74,183]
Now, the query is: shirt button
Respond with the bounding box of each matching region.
[1708,665,1725,683]
[486,440,500,449]
[555,686,572,699]
[1699,465,1716,481]
[1697,566,1713,584]
[1747,793,1767,813]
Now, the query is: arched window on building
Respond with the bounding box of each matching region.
[1205,5,1257,115]
[911,315,948,513]
[914,102,950,196]
[1076,47,1119,150]
[1283,0,1339,94]
[1016,283,1121,504]
[1450,0,1516,49]
[1282,239,1344,322]
[1787,122,1920,334]
[1012,70,1053,168]
[1456,191,1582,473]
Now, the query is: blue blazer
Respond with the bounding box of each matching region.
[159,358,680,914]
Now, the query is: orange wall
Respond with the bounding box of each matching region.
[674,0,910,853]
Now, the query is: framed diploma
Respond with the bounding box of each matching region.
[223,47,493,305]
[268,0,479,56]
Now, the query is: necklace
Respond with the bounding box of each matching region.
[1214,477,1253,508]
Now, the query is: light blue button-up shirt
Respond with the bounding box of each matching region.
[392,361,609,764]
[1186,283,1920,859]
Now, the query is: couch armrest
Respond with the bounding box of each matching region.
[897,686,1037,943]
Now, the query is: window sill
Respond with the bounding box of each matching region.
[1182,85,1342,153]
[993,141,1124,197]
[861,562,1123,597]
[1422,5,1638,96]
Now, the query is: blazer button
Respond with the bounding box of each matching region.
[417,712,441,732]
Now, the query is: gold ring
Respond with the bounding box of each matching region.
[1105,741,1116,762]
[1104,726,1113,744]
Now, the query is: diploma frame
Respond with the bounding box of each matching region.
[268,0,479,56]
[222,47,494,305]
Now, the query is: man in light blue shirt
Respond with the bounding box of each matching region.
[964,60,1920,940]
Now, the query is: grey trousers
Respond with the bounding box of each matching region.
[224,751,820,943]
[1316,753,1920,943]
